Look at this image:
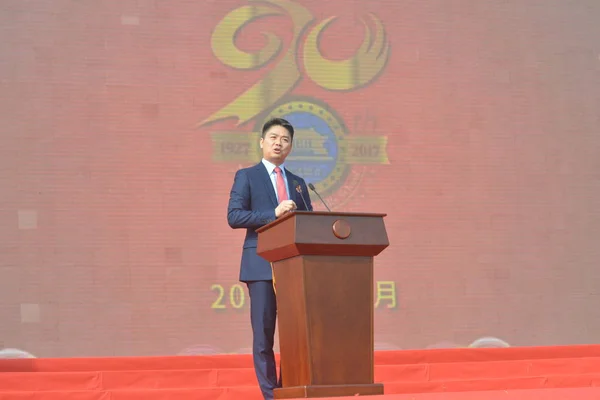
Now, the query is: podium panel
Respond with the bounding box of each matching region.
[256,212,388,398]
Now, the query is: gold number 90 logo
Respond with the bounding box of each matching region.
[200,0,390,127]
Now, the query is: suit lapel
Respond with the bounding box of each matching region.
[256,163,278,207]
[284,168,296,201]
[285,170,298,205]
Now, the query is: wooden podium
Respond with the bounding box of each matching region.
[256,211,389,398]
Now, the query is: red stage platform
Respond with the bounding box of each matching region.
[2,345,600,399]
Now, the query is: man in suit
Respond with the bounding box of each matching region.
[227,117,313,399]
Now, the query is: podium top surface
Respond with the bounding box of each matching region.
[255,211,389,260]
[256,211,387,234]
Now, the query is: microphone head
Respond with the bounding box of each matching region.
[308,183,316,191]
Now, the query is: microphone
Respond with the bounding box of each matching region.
[308,183,331,212]
[293,180,310,211]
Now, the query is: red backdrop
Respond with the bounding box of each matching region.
[1,0,600,357]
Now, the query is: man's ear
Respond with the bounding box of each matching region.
[259,138,264,149]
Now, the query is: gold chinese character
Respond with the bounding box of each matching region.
[375,281,397,309]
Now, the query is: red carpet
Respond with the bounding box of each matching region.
[2,345,600,399]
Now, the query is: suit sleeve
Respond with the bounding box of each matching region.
[227,169,277,229]
[301,179,314,211]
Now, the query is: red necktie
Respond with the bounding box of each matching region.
[274,167,288,203]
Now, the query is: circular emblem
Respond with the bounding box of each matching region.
[256,98,365,208]
[332,219,351,239]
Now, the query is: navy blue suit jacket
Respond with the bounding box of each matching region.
[227,162,313,282]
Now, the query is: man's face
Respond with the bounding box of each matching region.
[260,124,293,165]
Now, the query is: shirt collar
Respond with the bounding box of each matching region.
[262,158,286,175]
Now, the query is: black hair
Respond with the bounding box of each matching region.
[261,117,294,140]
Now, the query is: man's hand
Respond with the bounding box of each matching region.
[275,200,297,217]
